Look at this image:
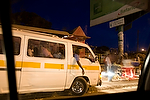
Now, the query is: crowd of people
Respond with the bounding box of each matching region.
[103,53,142,81]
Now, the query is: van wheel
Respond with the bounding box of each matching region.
[70,77,88,96]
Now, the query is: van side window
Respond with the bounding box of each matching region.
[73,45,95,62]
[27,39,65,59]
[0,34,21,55]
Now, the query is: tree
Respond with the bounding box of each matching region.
[11,11,52,29]
[93,46,110,54]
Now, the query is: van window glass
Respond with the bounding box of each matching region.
[73,45,95,62]
[27,39,65,59]
[0,34,21,55]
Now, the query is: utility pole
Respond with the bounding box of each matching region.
[109,17,124,63]
[118,25,124,58]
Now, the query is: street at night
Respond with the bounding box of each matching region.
[0,0,150,100]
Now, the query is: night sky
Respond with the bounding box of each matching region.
[11,0,150,52]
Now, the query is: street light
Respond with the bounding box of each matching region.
[141,48,145,51]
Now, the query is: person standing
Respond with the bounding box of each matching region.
[105,54,113,81]
[105,54,112,73]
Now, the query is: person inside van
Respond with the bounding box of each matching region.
[41,45,53,58]
[33,45,39,57]
[52,43,60,58]
[28,45,34,57]
[74,49,85,75]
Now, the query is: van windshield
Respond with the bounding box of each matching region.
[73,45,95,62]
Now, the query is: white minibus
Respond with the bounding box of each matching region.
[0,26,102,95]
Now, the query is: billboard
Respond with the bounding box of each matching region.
[90,0,148,27]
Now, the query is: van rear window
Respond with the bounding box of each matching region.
[27,39,65,59]
[0,34,21,55]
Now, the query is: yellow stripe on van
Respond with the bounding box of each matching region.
[82,65,99,70]
[68,65,99,70]
[0,60,40,68]
[22,62,41,68]
[15,61,22,67]
[0,60,5,66]
[45,63,64,69]
[0,60,22,67]
[68,65,79,70]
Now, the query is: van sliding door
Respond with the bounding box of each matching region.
[20,36,67,92]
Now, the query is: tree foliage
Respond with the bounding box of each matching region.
[11,11,52,29]
[92,46,109,54]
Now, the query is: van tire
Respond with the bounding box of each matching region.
[70,77,88,96]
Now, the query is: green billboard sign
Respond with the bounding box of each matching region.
[90,0,124,20]
[90,0,147,27]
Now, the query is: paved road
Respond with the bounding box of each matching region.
[41,80,138,100]
[96,78,138,90]
[98,86,137,94]
[26,79,138,100]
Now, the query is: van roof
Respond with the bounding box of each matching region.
[12,24,70,36]
[0,24,88,47]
